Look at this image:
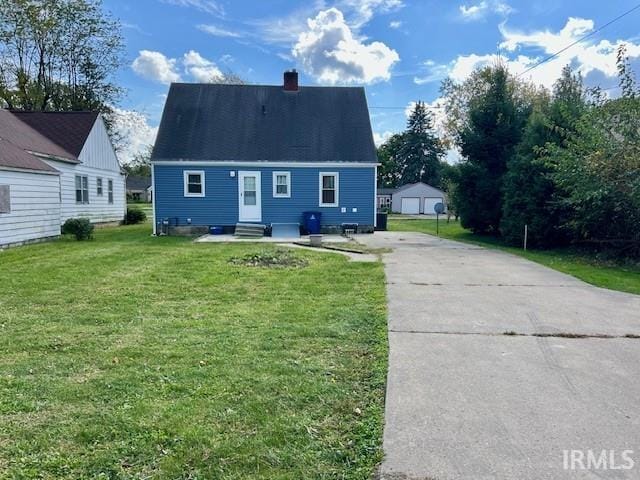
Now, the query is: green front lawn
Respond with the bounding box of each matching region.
[0,226,387,479]
[389,217,640,296]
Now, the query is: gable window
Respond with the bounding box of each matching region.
[272,171,291,198]
[184,170,205,197]
[75,175,89,204]
[108,179,114,204]
[97,177,103,196]
[319,172,339,207]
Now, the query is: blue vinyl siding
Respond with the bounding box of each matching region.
[154,165,375,227]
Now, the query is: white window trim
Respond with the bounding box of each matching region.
[96,177,103,196]
[183,170,205,197]
[319,172,339,207]
[272,171,291,198]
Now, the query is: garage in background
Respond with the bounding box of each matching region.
[391,182,447,215]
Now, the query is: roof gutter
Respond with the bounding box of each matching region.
[0,165,60,175]
[28,150,80,164]
[150,160,380,167]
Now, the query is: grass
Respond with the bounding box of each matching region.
[0,225,388,479]
[127,202,152,218]
[389,217,640,296]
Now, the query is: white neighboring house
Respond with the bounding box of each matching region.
[0,110,125,248]
[12,111,125,224]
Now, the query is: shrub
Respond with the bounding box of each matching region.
[61,218,94,241]
[124,208,147,225]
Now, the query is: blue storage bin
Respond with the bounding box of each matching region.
[209,226,223,235]
[302,211,322,234]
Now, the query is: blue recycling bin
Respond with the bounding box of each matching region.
[302,211,322,234]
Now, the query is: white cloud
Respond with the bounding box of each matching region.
[389,20,402,29]
[373,130,393,146]
[131,50,181,84]
[249,0,404,46]
[424,17,640,89]
[132,49,229,84]
[414,60,450,84]
[160,0,224,16]
[197,24,242,38]
[109,109,158,164]
[292,8,399,84]
[339,0,404,28]
[498,18,640,81]
[500,17,593,53]
[247,2,325,45]
[459,1,512,21]
[183,50,223,82]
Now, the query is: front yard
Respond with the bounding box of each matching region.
[389,217,640,295]
[0,225,387,479]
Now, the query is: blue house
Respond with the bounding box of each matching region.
[151,70,378,236]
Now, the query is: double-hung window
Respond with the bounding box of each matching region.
[97,177,103,196]
[184,170,205,197]
[272,171,291,198]
[75,175,89,204]
[319,172,339,207]
[108,179,114,204]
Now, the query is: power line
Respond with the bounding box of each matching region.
[369,105,445,110]
[517,3,640,78]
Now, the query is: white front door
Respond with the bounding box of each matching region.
[238,171,262,222]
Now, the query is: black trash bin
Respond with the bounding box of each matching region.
[302,211,322,234]
[376,211,388,231]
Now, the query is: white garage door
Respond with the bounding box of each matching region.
[424,197,444,215]
[401,197,420,214]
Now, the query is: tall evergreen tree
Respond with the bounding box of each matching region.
[445,64,530,233]
[398,101,445,186]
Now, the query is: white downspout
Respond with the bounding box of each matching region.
[151,162,156,235]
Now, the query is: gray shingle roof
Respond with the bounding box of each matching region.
[12,111,98,157]
[0,137,59,173]
[126,175,152,190]
[0,110,76,163]
[377,188,396,195]
[151,83,377,163]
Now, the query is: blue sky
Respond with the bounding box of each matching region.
[104,0,640,162]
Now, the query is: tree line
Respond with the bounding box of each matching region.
[377,47,640,257]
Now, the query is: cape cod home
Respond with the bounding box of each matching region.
[151,71,378,236]
[0,110,125,248]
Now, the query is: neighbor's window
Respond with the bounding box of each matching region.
[319,172,339,206]
[0,185,10,214]
[75,175,89,204]
[273,171,291,198]
[108,179,114,204]
[97,177,103,196]
[184,170,205,197]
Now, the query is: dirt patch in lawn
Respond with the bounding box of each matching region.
[228,248,309,268]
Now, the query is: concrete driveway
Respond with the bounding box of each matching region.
[357,231,640,480]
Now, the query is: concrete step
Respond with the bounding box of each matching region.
[234,223,266,238]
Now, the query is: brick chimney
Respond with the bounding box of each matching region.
[283,69,299,91]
